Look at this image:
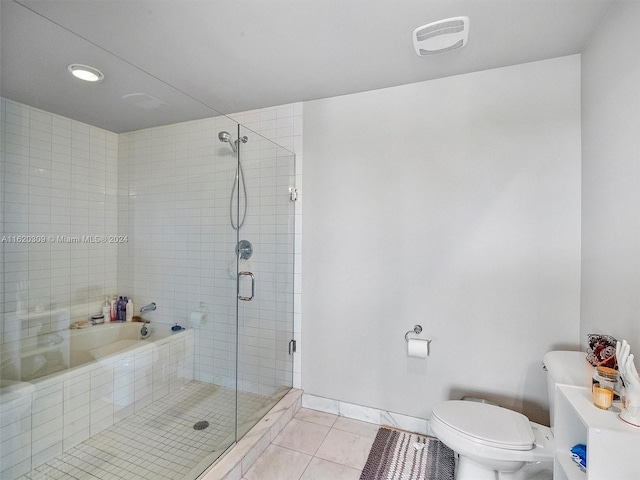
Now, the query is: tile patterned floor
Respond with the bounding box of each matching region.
[242,408,378,480]
[18,381,285,480]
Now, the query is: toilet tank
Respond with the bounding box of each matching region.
[543,351,592,428]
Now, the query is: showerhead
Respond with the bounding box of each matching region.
[218,131,248,153]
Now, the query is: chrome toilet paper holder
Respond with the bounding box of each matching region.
[405,325,432,356]
[405,324,423,342]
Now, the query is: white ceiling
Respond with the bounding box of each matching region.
[1,0,617,133]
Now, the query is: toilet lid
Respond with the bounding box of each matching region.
[432,401,535,451]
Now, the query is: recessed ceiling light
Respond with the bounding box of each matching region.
[67,64,104,82]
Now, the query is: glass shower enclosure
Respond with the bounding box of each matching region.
[0,2,296,479]
[234,124,296,436]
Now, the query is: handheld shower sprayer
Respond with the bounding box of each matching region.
[218,131,247,154]
[218,131,249,229]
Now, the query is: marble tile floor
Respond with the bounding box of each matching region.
[17,381,288,480]
[241,407,379,480]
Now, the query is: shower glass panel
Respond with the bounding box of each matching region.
[234,124,295,439]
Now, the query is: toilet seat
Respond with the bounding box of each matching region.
[431,400,535,451]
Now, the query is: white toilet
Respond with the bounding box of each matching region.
[430,351,591,480]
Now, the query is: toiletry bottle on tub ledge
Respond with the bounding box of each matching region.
[110,296,117,321]
[102,297,110,323]
[126,298,133,322]
[117,296,124,321]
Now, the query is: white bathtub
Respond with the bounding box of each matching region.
[0,322,194,479]
[70,322,167,367]
[1,321,173,383]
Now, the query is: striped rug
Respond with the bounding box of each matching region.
[360,426,455,480]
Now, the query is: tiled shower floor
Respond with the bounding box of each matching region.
[18,381,288,480]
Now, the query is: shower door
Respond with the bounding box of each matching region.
[234,124,296,438]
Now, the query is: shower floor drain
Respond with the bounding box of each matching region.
[193,421,209,431]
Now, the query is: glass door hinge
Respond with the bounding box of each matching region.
[288,339,297,355]
[289,187,298,202]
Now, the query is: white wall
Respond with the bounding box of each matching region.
[580,1,640,349]
[302,56,582,424]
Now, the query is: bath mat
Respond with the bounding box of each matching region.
[360,426,455,480]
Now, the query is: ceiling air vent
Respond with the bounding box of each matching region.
[412,16,469,56]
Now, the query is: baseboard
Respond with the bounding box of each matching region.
[302,392,430,436]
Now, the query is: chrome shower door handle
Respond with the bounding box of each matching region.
[238,271,255,301]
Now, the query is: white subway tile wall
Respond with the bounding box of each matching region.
[1,97,303,478]
[118,107,301,397]
[2,98,302,386]
[1,98,119,345]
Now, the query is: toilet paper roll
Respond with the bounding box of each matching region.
[189,311,204,327]
[407,338,429,358]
